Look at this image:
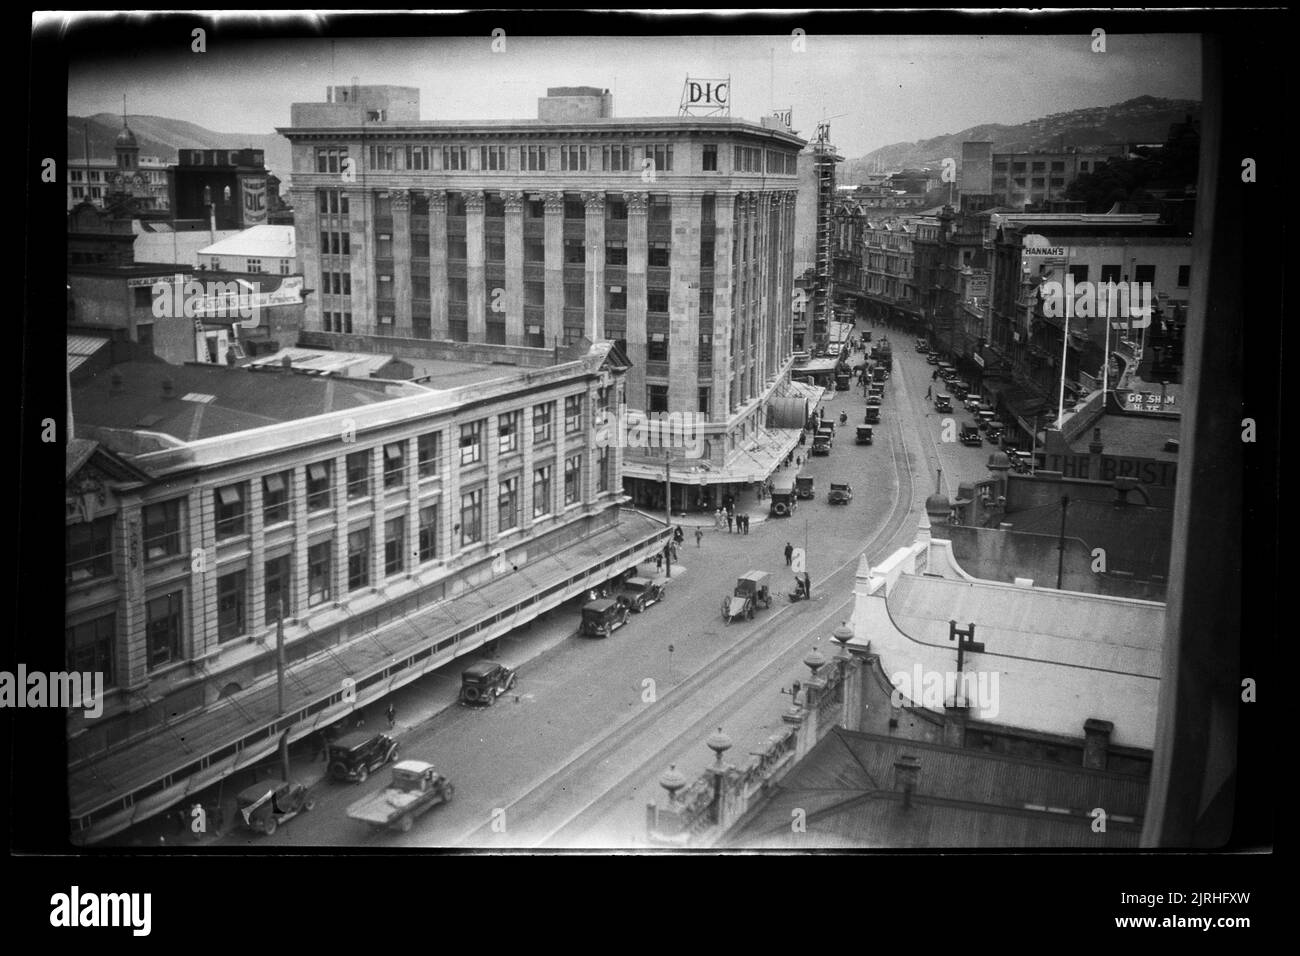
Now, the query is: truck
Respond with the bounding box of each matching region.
[346,760,454,834]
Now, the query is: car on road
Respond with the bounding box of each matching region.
[835,372,852,391]
[460,660,518,705]
[864,405,880,424]
[811,435,832,456]
[769,482,798,517]
[959,423,983,447]
[915,339,929,353]
[236,779,314,837]
[346,760,453,834]
[723,571,773,624]
[985,422,1007,444]
[933,394,953,413]
[616,575,666,613]
[579,598,630,638]
[828,482,853,504]
[926,353,940,365]
[794,475,815,499]
[963,395,983,413]
[328,731,400,783]
[856,424,873,445]
[950,380,970,401]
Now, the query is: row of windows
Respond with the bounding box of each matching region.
[320,143,797,175]
[1057,264,1184,286]
[66,444,617,672]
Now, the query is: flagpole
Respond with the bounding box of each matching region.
[1057,273,1070,427]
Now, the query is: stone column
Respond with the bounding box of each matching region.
[392,188,413,338]
[583,191,606,342]
[290,186,322,333]
[712,193,735,422]
[465,189,486,342]
[668,192,701,414]
[504,190,525,346]
[624,190,649,408]
[427,191,449,340]
[543,191,565,348]
[350,188,373,335]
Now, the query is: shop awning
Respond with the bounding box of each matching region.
[622,426,803,485]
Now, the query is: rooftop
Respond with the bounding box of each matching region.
[247,347,509,389]
[726,726,1147,848]
[72,359,425,445]
[199,224,296,259]
[1069,413,1181,461]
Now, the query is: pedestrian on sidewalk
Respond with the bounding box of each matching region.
[714,508,724,529]
[386,703,396,729]
[655,551,664,572]
[926,384,933,400]
[743,514,750,534]
[695,527,703,548]
[725,511,734,533]
[785,542,794,565]
[932,369,938,381]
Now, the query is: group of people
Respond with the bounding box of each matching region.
[713,508,751,534]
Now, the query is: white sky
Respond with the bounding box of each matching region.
[65,24,1200,157]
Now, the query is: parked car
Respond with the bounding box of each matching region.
[926,354,940,365]
[579,598,630,638]
[828,482,853,504]
[794,475,815,499]
[811,435,832,456]
[933,394,953,413]
[459,660,518,705]
[864,405,880,424]
[235,779,314,837]
[963,395,983,414]
[616,575,666,613]
[769,482,798,517]
[855,424,873,445]
[959,423,983,447]
[915,339,929,353]
[328,731,400,783]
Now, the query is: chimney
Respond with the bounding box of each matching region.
[1082,718,1114,770]
[161,377,175,398]
[1114,476,1139,507]
[893,755,920,809]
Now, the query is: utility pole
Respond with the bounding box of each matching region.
[663,454,673,579]
[1056,495,1070,589]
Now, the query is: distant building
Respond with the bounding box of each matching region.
[169,147,276,230]
[198,224,296,275]
[989,145,1128,208]
[67,122,169,212]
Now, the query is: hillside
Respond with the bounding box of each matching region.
[67,114,292,179]
[842,96,1200,184]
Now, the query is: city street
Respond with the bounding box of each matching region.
[210,326,999,849]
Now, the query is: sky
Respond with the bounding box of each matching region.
[64,21,1201,158]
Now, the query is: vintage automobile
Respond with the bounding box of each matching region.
[811,435,832,456]
[1006,449,1034,473]
[950,380,970,401]
[459,660,518,705]
[977,409,998,431]
[926,353,940,365]
[794,475,815,500]
[959,423,983,447]
[346,760,453,834]
[328,731,401,783]
[769,482,798,517]
[579,598,630,638]
[915,339,929,353]
[866,394,882,410]
[933,394,953,413]
[616,575,666,613]
[236,779,314,837]
[985,421,1007,444]
[963,395,984,414]
[871,366,888,384]
[863,405,880,424]
[815,421,836,440]
[722,571,773,624]
[828,482,853,504]
[856,424,874,445]
[835,371,852,391]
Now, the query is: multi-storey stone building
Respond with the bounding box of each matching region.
[279,83,810,512]
[65,341,668,843]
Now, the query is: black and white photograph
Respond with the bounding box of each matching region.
[11,5,1282,929]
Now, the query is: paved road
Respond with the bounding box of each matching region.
[211,330,998,849]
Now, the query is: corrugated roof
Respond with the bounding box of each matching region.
[198,224,295,259]
[67,335,110,372]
